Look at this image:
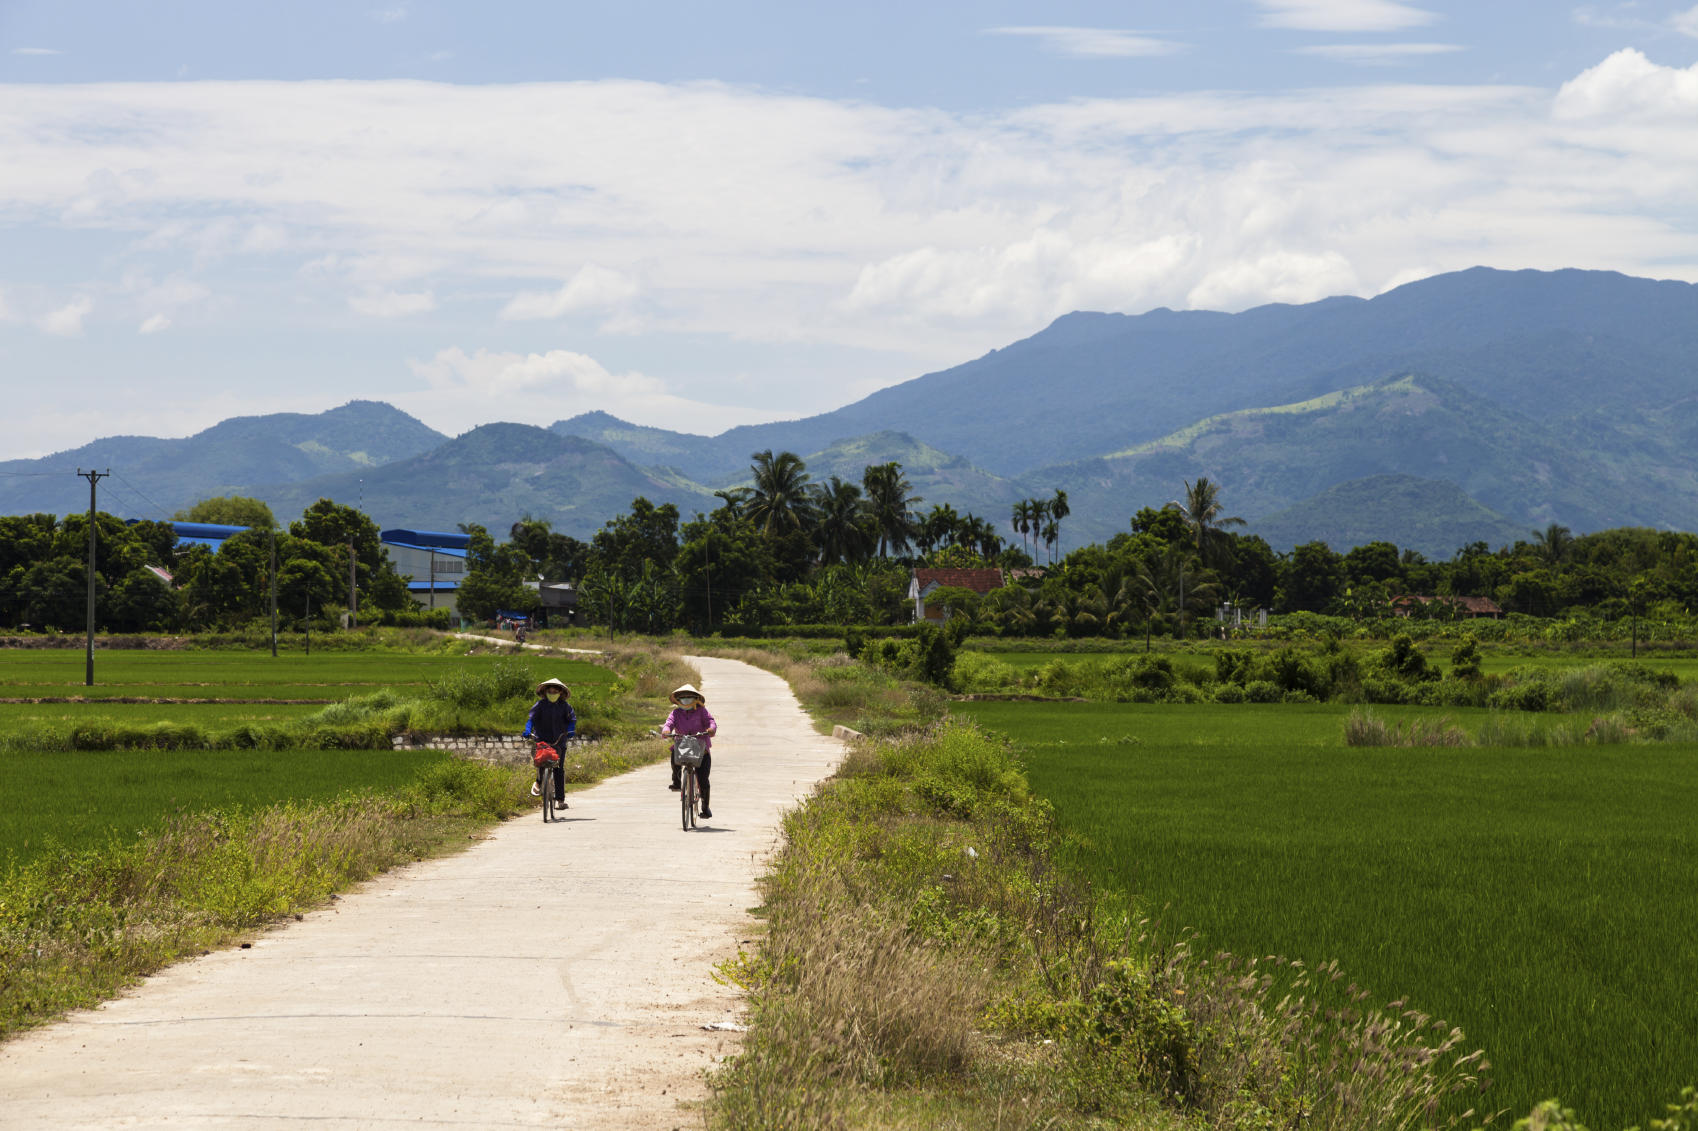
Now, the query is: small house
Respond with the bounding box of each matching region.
[1390,594,1503,620]
[909,567,1004,623]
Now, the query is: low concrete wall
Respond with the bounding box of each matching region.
[391,733,596,766]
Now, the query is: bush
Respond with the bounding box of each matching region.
[950,652,1018,694]
[1212,682,1246,704]
[1244,680,1282,704]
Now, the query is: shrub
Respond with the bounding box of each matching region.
[1244,680,1282,704]
[1450,633,1483,679]
[950,651,1018,694]
[1212,682,1246,704]
[1343,709,1468,747]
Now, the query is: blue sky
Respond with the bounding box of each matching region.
[3,0,1697,456]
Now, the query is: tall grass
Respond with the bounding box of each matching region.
[0,758,532,1038]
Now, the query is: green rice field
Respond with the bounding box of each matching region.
[973,647,1698,680]
[956,699,1698,1130]
[0,647,608,865]
[0,745,451,864]
[0,649,615,701]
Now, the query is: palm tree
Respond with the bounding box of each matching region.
[746,450,814,537]
[1166,478,1244,567]
[1135,546,1219,649]
[963,514,1003,559]
[863,462,922,558]
[814,477,875,565]
[1532,522,1574,566]
[1048,490,1070,560]
[920,503,960,556]
[713,487,753,519]
[1010,501,1031,559]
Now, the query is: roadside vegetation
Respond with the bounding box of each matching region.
[705,643,1698,1131]
[0,637,690,1039]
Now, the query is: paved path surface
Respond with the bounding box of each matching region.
[0,657,842,1130]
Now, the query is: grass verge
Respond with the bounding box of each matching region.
[703,649,1504,1130]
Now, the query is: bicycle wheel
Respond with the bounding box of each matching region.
[542,766,557,822]
[681,766,696,831]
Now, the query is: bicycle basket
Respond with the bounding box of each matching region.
[532,741,560,766]
[671,734,706,767]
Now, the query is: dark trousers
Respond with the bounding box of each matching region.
[671,750,711,805]
[533,736,569,802]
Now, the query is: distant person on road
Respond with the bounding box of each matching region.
[524,677,576,806]
[661,683,717,819]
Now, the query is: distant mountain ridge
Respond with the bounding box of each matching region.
[0,401,446,519]
[5,267,1697,554]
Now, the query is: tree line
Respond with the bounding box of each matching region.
[0,497,417,633]
[5,458,1692,640]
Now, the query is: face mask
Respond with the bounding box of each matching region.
[545,691,562,702]
[677,697,697,707]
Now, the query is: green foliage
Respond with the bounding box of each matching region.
[174,495,277,529]
[960,699,1698,1129]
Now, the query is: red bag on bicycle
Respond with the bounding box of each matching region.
[532,741,560,766]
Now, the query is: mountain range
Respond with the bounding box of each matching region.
[5,266,1695,559]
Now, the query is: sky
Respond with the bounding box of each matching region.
[3,0,1697,458]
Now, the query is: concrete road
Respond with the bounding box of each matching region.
[0,656,842,1130]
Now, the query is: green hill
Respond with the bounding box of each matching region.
[0,401,446,519]
[1249,475,1530,558]
[262,424,714,539]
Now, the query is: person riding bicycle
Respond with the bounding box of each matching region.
[661,682,717,819]
[524,677,576,807]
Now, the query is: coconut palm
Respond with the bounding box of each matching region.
[814,477,875,565]
[1166,478,1244,567]
[1532,522,1574,566]
[863,462,922,558]
[746,450,815,537]
[920,503,960,555]
[713,487,754,519]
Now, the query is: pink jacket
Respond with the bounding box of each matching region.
[663,704,716,751]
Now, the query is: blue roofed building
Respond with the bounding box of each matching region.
[165,521,251,550]
[380,528,469,625]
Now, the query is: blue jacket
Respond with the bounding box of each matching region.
[524,697,577,746]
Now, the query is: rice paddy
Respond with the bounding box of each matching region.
[955,698,1698,1131]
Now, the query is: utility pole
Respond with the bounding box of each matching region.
[304,589,311,655]
[704,537,712,632]
[348,537,357,630]
[77,469,109,687]
[268,527,278,658]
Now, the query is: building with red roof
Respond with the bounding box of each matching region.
[909,567,1005,623]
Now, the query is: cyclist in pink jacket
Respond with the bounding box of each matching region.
[660,682,718,819]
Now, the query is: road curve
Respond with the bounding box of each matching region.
[0,656,843,1129]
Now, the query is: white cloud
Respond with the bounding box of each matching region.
[1673,4,1698,37]
[348,289,437,317]
[1554,48,1698,119]
[984,26,1184,58]
[1296,42,1463,63]
[411,346,658,398]
[10,47,61,56]
[1256,0,1437,31]
[374,5,407,23]
[399,345,777,433]
[1572,5,1653,31]
[500,264,641,321]
[38,297,92,336]
[1,62,1697,442]
[139,313,171,333]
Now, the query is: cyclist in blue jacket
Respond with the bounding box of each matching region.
[524,677,576,807]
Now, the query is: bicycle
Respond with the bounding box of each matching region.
[533,741,562,823]
[672,733,707,831]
